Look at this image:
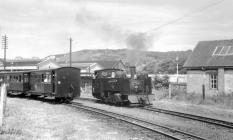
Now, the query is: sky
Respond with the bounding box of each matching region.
[0,0,232,59]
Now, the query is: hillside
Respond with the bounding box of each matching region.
[54,49,192,74]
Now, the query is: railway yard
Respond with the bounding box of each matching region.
[2,0,233,139]
[0,93,233,140]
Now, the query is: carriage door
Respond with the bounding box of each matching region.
[52,71,55,93]
[23,73,30,91]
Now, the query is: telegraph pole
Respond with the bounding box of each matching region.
[176,56,179,76]
[1,35,8,70]
[176,56,179,83]
[69,37,72,67]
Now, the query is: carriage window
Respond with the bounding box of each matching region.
[42,74,45,82]
[43,74,51,83]
[48,75,51,82]
[0,76,3,82]
[24,74,29,82]
[19,75,22,82]
[15,76,18,82]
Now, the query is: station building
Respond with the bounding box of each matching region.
[184,39,233,96]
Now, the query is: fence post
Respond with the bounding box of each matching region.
[169,83,172,99]
[202,84,205,100]
[0,83,7,127]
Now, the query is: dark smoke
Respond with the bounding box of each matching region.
[75,9,156,65]
[126,32,153,50]
[126,32,154,65]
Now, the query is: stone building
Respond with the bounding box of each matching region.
[184,39,233,96]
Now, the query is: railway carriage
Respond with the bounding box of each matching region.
[0,67,81,102]
[0,71,30,92]
[92,67,154,105]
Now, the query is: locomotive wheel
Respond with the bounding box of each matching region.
[115,102,123,106]
[55,98,63,103]
[30,94,39,99]
[64,98,72,103]
[55,98,72,103]
[19,93,26,97]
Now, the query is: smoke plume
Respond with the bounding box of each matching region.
[126,32,154,65]
[76,8,126,44]
[75,8,156,65]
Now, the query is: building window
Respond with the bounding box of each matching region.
[210,74,218,89]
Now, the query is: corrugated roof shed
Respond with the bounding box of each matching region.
[59,62,96,68]
[5,60,41,66]
[58,60,122,69]
[184,39,233,68]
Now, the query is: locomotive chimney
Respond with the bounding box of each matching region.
[130,66,136,79]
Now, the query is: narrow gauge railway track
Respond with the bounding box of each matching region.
[70,102,208,140]
[142,107,233,129]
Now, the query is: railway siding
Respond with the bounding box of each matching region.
[74,98,233,140]
[151,100,233,123]
[70,102,208,140]
[142,107,233,129]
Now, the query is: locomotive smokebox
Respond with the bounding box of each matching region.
[130,66,136,79]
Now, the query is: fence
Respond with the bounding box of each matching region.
[0,84,7,127]
[168,83,187,99]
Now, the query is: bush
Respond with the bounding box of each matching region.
[153,75,169,89]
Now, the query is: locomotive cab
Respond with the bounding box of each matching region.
[92,68,154,105]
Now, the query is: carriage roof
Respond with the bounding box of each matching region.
[0,67,80,75]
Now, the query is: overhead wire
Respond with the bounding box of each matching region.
[149,0,225,33]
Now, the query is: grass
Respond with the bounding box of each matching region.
[154,86,233,109]
[81,84,233,109]
[0,128,22,136]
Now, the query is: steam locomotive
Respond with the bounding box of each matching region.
[0,67,81,102]
[92,67,154,105]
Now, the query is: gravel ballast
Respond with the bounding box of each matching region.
[77,94,233,140]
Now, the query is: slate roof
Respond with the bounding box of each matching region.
[183,39,233,68]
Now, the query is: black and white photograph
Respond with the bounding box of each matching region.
[0,0,233,139]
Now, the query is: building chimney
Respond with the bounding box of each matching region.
[130,66,136,79]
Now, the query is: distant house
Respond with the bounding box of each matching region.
[36,59,60,70]
[0,59,40,71]
[183,39,233,96]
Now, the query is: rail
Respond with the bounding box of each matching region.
[142,107,233,129]
[69,102,208,140]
